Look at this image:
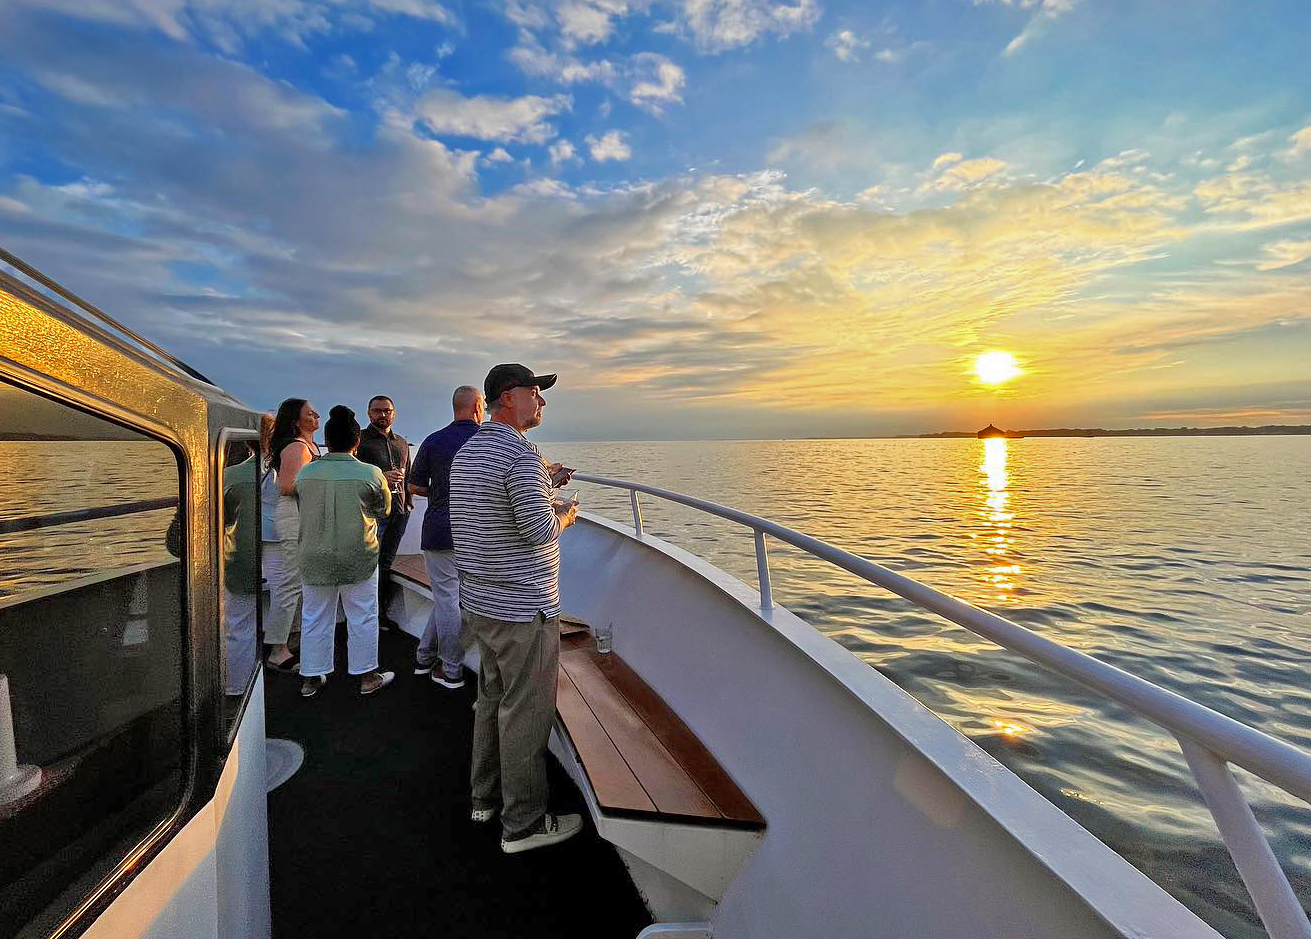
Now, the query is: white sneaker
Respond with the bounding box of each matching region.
[500,813,583,854]
[471,805,498,823]
[432,670,466,689]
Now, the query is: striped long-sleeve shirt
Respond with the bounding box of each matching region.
[449,420,562,621]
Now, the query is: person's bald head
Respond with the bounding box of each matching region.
[453,385,484,422]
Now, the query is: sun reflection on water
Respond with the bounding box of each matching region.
[977,437,1022,601]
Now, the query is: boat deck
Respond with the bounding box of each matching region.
[265,627,652,938]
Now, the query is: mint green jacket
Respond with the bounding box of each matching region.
[295,453,391,585]
[222,457,260,594]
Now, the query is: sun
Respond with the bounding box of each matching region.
[975,351,1022,385]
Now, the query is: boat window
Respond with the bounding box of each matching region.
[0,380,186,939]
[219,430,263,743]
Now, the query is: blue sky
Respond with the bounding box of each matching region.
[2,0,1309,439]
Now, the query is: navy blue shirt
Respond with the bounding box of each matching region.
[411,419,480,550]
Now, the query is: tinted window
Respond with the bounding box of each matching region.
[0,381,186,939]
[220,434,262,740]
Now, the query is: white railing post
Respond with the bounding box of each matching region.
[754,530,773,612]
[1177,736,1311,939]
[630,490,644,539]
[0,674,42,805]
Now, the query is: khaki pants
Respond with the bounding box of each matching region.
[466,609,560,839]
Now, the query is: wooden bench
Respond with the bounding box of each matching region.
[556,631,763,829]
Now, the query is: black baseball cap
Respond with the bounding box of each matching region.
[484,363,557,402]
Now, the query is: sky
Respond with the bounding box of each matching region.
[1,0,1309,440]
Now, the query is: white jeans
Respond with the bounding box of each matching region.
[300,569,380,678]
[223,590,258,696]
[416,549,463,679]
[262,538,301,645]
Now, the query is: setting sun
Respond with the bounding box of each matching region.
[975,351,1022,385]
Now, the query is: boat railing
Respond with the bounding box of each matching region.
[572,472,1311,939]
[0,497,180,536]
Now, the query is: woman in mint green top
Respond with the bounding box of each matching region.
[294,405,395,698]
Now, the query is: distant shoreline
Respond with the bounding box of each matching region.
[895,425,1311,439]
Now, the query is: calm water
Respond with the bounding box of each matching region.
[0,440,177,603]
[3,435,1309,935]
[544,436,1311,939]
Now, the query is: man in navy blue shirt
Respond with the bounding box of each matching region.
[408,384,484,686]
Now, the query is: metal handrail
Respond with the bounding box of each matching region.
[0,497,180,536]
[573,471,1311,939]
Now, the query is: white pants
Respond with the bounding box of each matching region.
[224,590,258,696]
[416,549,463,679]
[262,538,301,645]
[300,570,380,678]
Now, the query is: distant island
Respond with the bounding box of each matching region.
[898,425,1311,439]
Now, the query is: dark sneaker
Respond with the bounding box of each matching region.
[300,675,327,698]
[360,670,395,695]
[432,670,465,690]
[501,813,583,854]
[414,662,434,675]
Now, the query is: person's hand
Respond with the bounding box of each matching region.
[549,463,574,487]
[554,499,578,529]
[383,468,404,487]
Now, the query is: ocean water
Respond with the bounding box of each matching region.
[3,434,1309,935]
[543,435,1311,939]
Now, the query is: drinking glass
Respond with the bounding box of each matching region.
[593,622,613,654]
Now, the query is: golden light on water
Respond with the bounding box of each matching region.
[974,351,1022,385]
[978,437,1021,601]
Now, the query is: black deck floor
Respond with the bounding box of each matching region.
[265,627,652,938]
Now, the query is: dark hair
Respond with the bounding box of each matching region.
[224,440,255,467]
[324,405,361,452]
[368,395,393,409]
[270,398,308,471]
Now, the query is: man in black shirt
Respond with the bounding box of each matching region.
[358,394,411,631]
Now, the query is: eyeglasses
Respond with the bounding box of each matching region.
[370,407,395,414]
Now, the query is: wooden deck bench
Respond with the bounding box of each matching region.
[555,631,763,829]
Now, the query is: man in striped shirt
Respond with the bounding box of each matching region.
[450,363,580,854]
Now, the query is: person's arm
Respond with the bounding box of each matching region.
[277,441,312,495]
[408,441,431,497]
[506,454,565,546]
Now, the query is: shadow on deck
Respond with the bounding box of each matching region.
[266,628,652,938]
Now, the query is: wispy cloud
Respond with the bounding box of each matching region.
[825,28,869,62]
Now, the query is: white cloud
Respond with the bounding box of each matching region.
[825,28,870,62]
[677,0,822,52]
[557,0,638,47]
[587,130,632,161]
[932,152,964,170]
[976,0,1078,56]
[5,0,458,53]
[922,156,1008,192]
[549,139,580,164]
[1281,124,1311,161]
[484,147,514,163]
[1256,239,1311,271]
[628,53,686,112]
[415,88,571,144]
